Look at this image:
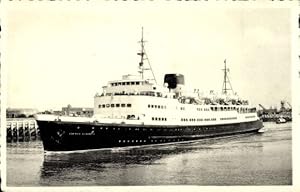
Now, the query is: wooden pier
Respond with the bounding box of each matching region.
[6,118,40,142]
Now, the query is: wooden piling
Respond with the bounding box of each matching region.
[6,118,39,142]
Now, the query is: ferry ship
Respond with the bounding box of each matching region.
[36,29,263,152]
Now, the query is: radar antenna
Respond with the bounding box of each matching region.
[137,27,157,84]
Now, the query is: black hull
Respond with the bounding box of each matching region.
[37,120,263,151]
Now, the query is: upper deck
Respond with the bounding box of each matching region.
[96,74,177,99]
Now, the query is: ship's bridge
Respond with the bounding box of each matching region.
[98,74,171,98]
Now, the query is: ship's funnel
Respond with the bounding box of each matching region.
[164,74,185,89]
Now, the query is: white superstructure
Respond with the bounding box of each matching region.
[93,28,259,127]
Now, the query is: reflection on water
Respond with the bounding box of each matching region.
[7,122,292,186]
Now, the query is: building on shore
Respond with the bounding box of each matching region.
[61,104,93,117]
[6,108,39,118]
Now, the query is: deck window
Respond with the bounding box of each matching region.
[116,104,120,107]
[102,104,105,108]
[127,104,132,107]
[136,82,140,85]
[126,82,130,85]
[111,104,115,108]
[98,105,101,108]
[121,104,126,107]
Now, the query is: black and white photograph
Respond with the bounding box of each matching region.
[1,1,299,191]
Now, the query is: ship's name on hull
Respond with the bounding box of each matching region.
[69,132,95,136]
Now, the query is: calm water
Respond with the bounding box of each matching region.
[7,122,292,186]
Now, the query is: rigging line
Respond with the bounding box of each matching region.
[143,47,157,84]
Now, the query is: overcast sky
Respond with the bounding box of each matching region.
[5,3,291,111]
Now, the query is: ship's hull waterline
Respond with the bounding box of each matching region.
[37,120,263,152]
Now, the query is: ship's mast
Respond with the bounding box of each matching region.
[222,59,234,95]
[137,27,157,84]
